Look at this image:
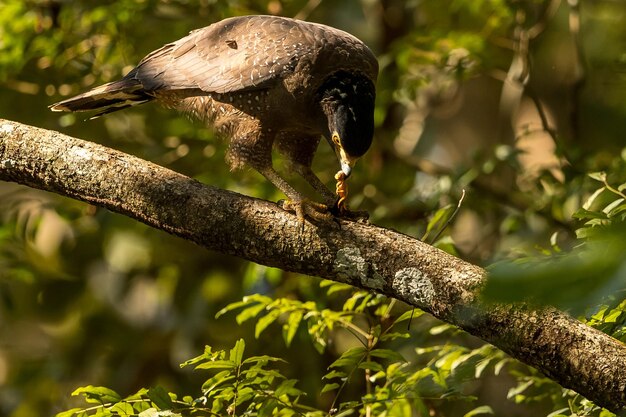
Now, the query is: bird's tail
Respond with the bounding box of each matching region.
[49,77,153,118]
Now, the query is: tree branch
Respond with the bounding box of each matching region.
[1,118,625,412]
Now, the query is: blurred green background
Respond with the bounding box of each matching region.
[1,0,626,416]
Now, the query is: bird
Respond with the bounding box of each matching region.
[50,15,378,222]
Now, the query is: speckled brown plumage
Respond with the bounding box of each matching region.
[51,15,378,219]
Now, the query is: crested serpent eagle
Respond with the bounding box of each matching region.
[51,15,378,222]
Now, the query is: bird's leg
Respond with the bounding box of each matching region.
[274,133,340,213]
[290,163,336,205]
[232,129,331,225]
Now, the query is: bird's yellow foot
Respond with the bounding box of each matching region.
[279,198,334,226]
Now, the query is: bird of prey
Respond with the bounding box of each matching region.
[50,15,378,222]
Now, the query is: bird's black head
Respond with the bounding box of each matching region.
[318,71,376,178]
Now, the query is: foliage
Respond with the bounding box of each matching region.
[2,0,626,416]
[58,338,311,417]
[485,172,626,313]
[57,273,626,416]
[57,283,503,417]
[485,173,626,312]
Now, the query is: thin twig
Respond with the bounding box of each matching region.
[430,189,466,244]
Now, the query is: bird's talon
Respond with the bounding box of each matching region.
[328,197,343,217]
[280,198,334,227]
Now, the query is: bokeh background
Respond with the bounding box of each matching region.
[1,0,626,415]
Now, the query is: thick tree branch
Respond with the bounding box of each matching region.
[1,119,625,412]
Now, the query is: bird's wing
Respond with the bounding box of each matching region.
[130,15,377,95]
[132,16,310,94]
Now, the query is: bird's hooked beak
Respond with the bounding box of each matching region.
[332,132,356,178]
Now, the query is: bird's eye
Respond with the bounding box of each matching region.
[332,133,341,146]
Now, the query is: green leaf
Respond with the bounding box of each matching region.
[573,208,608,220]
[137,408,182,417]
[215,300,248,319]
[133,400,153,414]
[215,295,272,319]
[180,345,214,368]
[369,349,406,363]
[493,358,510,375]
[464,405,494,417]
[582,186,606,210]
[433,235,459,255]
[242,355,286,365]
[110,402,135,417]
[603,198,625,215]
[329,347,367,369]
[138,409,159,417]
[392,309,423,326]
[229,339,245,366]
[387,398,414,416]
[235,303,268,325]
[422,204,455,242]
[507,379,533,400]
[194,360,237,370]
[334,407,358,416]
[410,367,443,389]
[588,172,607,182]
[255,309,282,338]
[435,350,465,370]
[275,379,303,397]
[321,383,340,393]
[147,386,173,410]
[241,367,284,381]
[126,387,149,400]
[236,386,255,405]
[257,399,280,417]
[307,318,328,354]
[201,370,235,392]
[343,292,368,312]
[474,358,493,378]
[72,386,122,405]
[380,332,410,342]
[599,409,617,417]
[323,370,347,380]
[603,308,623,323]
[320,280,353,295]
[358,361,384,372]
[282,310,303,347]
[430,324,455,335]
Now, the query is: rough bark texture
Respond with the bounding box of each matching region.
[1,118,625,412]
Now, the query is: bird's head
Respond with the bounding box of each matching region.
[319,72,376,178]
